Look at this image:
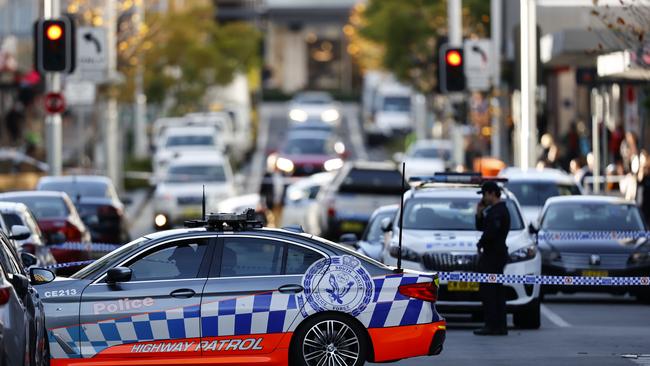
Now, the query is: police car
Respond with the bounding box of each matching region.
[382,174,542,329]
[36,210,445,365]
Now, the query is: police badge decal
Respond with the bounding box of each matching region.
[300,255,374,317]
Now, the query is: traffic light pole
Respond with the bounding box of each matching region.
[519,0,537,170]
[44,0,62,176]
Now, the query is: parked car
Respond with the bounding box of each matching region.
[313,161,405,240]
[36,175,130,244]
[394,139,452,179]
[0,149,48,192]
[0,202,56,269]
[0,191,92,271]
[500,167,583,224]
[287,91,341,125]
[153,153,235,230]
[535,196,650,302]
[0,227,55,366]
[340,204,398,262]
[280,172,335,229]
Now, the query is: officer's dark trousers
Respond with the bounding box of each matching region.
[478,254,507,330]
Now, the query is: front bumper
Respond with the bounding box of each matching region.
[368,321,446,362]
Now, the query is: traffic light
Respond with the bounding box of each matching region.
[438,44,465,93]
[34,17,76,73]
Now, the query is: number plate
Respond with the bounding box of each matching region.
[340,221,364,233]
[447,281,480,292]
[581,270,609,277]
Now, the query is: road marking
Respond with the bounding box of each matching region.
[247,104,272,194]
[540,304,571,328]
[345,104,368,160]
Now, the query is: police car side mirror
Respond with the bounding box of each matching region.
[9,225,31,241]
[380,218,393,233]
[29,268,55,285]
[528,223,539,235]
[106,267,132,284]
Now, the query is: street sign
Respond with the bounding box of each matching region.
[44,92,66,114]
[463,39,493,91]
[64,81,96,106]
[74,26,108,83]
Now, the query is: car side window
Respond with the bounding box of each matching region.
[221,238,284,277]
[286,244,322,274]
[126,239,208,281]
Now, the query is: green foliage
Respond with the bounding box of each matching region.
[358,0,490,93]
[141,4,260,114]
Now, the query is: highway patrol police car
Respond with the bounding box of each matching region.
[36,210,445,365]
[382,174,542,329]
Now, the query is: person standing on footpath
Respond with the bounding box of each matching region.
[474,181,510,336]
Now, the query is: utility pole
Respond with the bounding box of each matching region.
[133,0,148,159]
[490,0,502,159]
[447,0,462,47]
[105,0,120,187]
[591,88,602,193]
[44,0,62,176]
[519,0,537,170]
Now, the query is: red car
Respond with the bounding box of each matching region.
[267,130,347,179]
[0,191,92,271]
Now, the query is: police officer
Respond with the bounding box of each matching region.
[474,181,510,336]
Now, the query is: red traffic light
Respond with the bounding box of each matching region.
[46,24,63,41]
[446,50,462,67]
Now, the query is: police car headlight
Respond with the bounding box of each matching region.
[389,245,421,262]
[509,245,537,263]
[289,109,308,122]
[276,157,295,174]
[321,109,340,122]
[324,158,343,172]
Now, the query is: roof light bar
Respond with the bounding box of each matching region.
[184,208,263,231]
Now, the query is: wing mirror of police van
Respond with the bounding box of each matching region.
[380,217,393,233]
[106,267,132,284]
[9,225,31,241]
[339,233,359,248]
[20,252,38,268]
[29,268,56,285]
[528,222,539,235]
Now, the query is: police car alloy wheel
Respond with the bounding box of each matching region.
[293,314,368,366]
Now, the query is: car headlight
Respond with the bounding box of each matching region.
[509,244,537,263]
[630,251,650,264]
[289,109,308,122]
[321,109,340,122]
[324,158,344,172]
[389,245,421,262]
[154,214,168,228]
[276,157,295,173]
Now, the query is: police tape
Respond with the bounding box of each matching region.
[537,231,650,241]
[437,272,650,286]
[49,242,122,252]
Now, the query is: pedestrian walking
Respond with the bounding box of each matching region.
[474,181,510,336]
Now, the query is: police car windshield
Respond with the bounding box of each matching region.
[541,203,645,231]
[402,197,524,231]
[506,181,580,206]
[165,165,226,183]
[70,237,150,280]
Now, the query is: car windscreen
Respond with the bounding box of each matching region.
[165,164,226,183]
[506,181,580,206]
[339,168,405,195]
[410,147,451,160]
[402,197,524,231]
[71,237,150,280]
[362,210,396,243]
[540,202,645,231]
[294,94,332,104]
[166,135,214,148]
[382,96,410,112]
[281,138,329,155]
[38,181,109,198]
[0,196,69,219]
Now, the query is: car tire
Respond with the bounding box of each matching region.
[291,313,368,366]
[513,298,541,329]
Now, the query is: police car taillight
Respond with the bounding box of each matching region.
[0,287,11,305]
[398,281,438,302]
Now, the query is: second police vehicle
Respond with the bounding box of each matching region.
[382,174,542,328]
[36,210,445,366]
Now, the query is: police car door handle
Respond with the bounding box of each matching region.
[170,288,196,298]
[278,284,304,294]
